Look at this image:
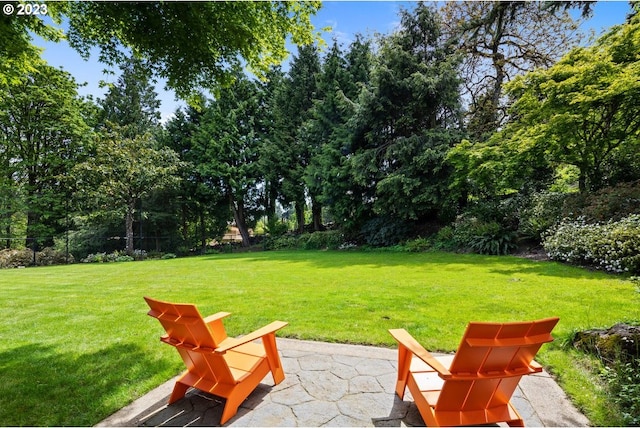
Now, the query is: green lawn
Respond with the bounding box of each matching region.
[0,250,638,426]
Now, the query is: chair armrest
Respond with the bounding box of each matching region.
[389,328,452,379]
[203,312,231,325]
[215,320,288,353]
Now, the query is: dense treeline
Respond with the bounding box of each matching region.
[1,3,639,266]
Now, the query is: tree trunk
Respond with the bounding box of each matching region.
[229,194,251,247]
[26,209,38,251]
[5,225,10,249]
[199,210,207,254]
[311,197,322,231]
[264,180,277,220]
[295,201,305,234]
[125,199,135,255]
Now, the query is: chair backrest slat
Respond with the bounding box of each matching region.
[436,317,559,411]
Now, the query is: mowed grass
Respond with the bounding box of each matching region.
[1,250,638,426]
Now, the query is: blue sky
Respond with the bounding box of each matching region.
[35,1,632,122]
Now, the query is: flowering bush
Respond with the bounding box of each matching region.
[83,249,147,263]
[543,214,640,274]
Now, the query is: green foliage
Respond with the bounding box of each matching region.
[262,234,303,251]
[192,70,265,246]
[272,44,321,233]
[96,56,161,136]
[518,192,570,241]
[431,225,458,251]
[262,230,345,251]
[308,36,373,233]
[74,126,181,254]
[445,214,519,255]
[0,61,92,249]
[603,359,640,426]
[302,230,344,250]
[159,105,230,254]
[65,2,322,99]
[502,13,640,193]
[543,215,640,274]
[82,249,147,263]
[0,248,72,268]
[350,3,463,224]
[403,237,432,252]
[0,4,66,86]
[263,217,290,237]
[467,222,518,255]
[360,217,412,247]
[562,180,640,222]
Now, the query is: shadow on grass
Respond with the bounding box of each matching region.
[197,250,614,281]
[0,342,172,426]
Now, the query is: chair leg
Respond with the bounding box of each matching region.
[506,418,525,427]
[220,387,251,425]
[263,333,285,385]
[395,345,412,399]
[168,380,190,404]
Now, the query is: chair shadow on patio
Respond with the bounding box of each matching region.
[137,384,273,427]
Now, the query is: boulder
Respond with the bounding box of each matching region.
[573,323,640,364]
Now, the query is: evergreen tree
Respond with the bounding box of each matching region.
[301,40,349,230]
[160,104,229,254]
[302,37,374,232]
[274,44,321,233]
[97,56,161,136]
[193,72,264,246]
[350,4,463,229]
[256,67,287,223]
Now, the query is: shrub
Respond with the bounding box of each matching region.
[0,248,73,268]
[467,222,518,255]
[263,217,289,237]
[262,235,302,251]
[403,237,432,253]
[431,225,457,251]
[131,249,148,261]
[303,231,344,250]
[563,180,640,222]
[543,214,640,274]
[36,247,74,266]
[603,359,640,426]
[360,216,412,247]
[161,253,177,259]
[518,192,569,241]
[0,249,33,268]
[82,250,147,263]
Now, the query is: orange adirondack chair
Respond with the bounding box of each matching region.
[389,317,559,427]
[144,296,288,424]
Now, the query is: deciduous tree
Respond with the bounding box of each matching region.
[500,13,640,192]
[0,62,91,249]
[75,126,180,254]
[65,1,322,99]
[439,1,583,140]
